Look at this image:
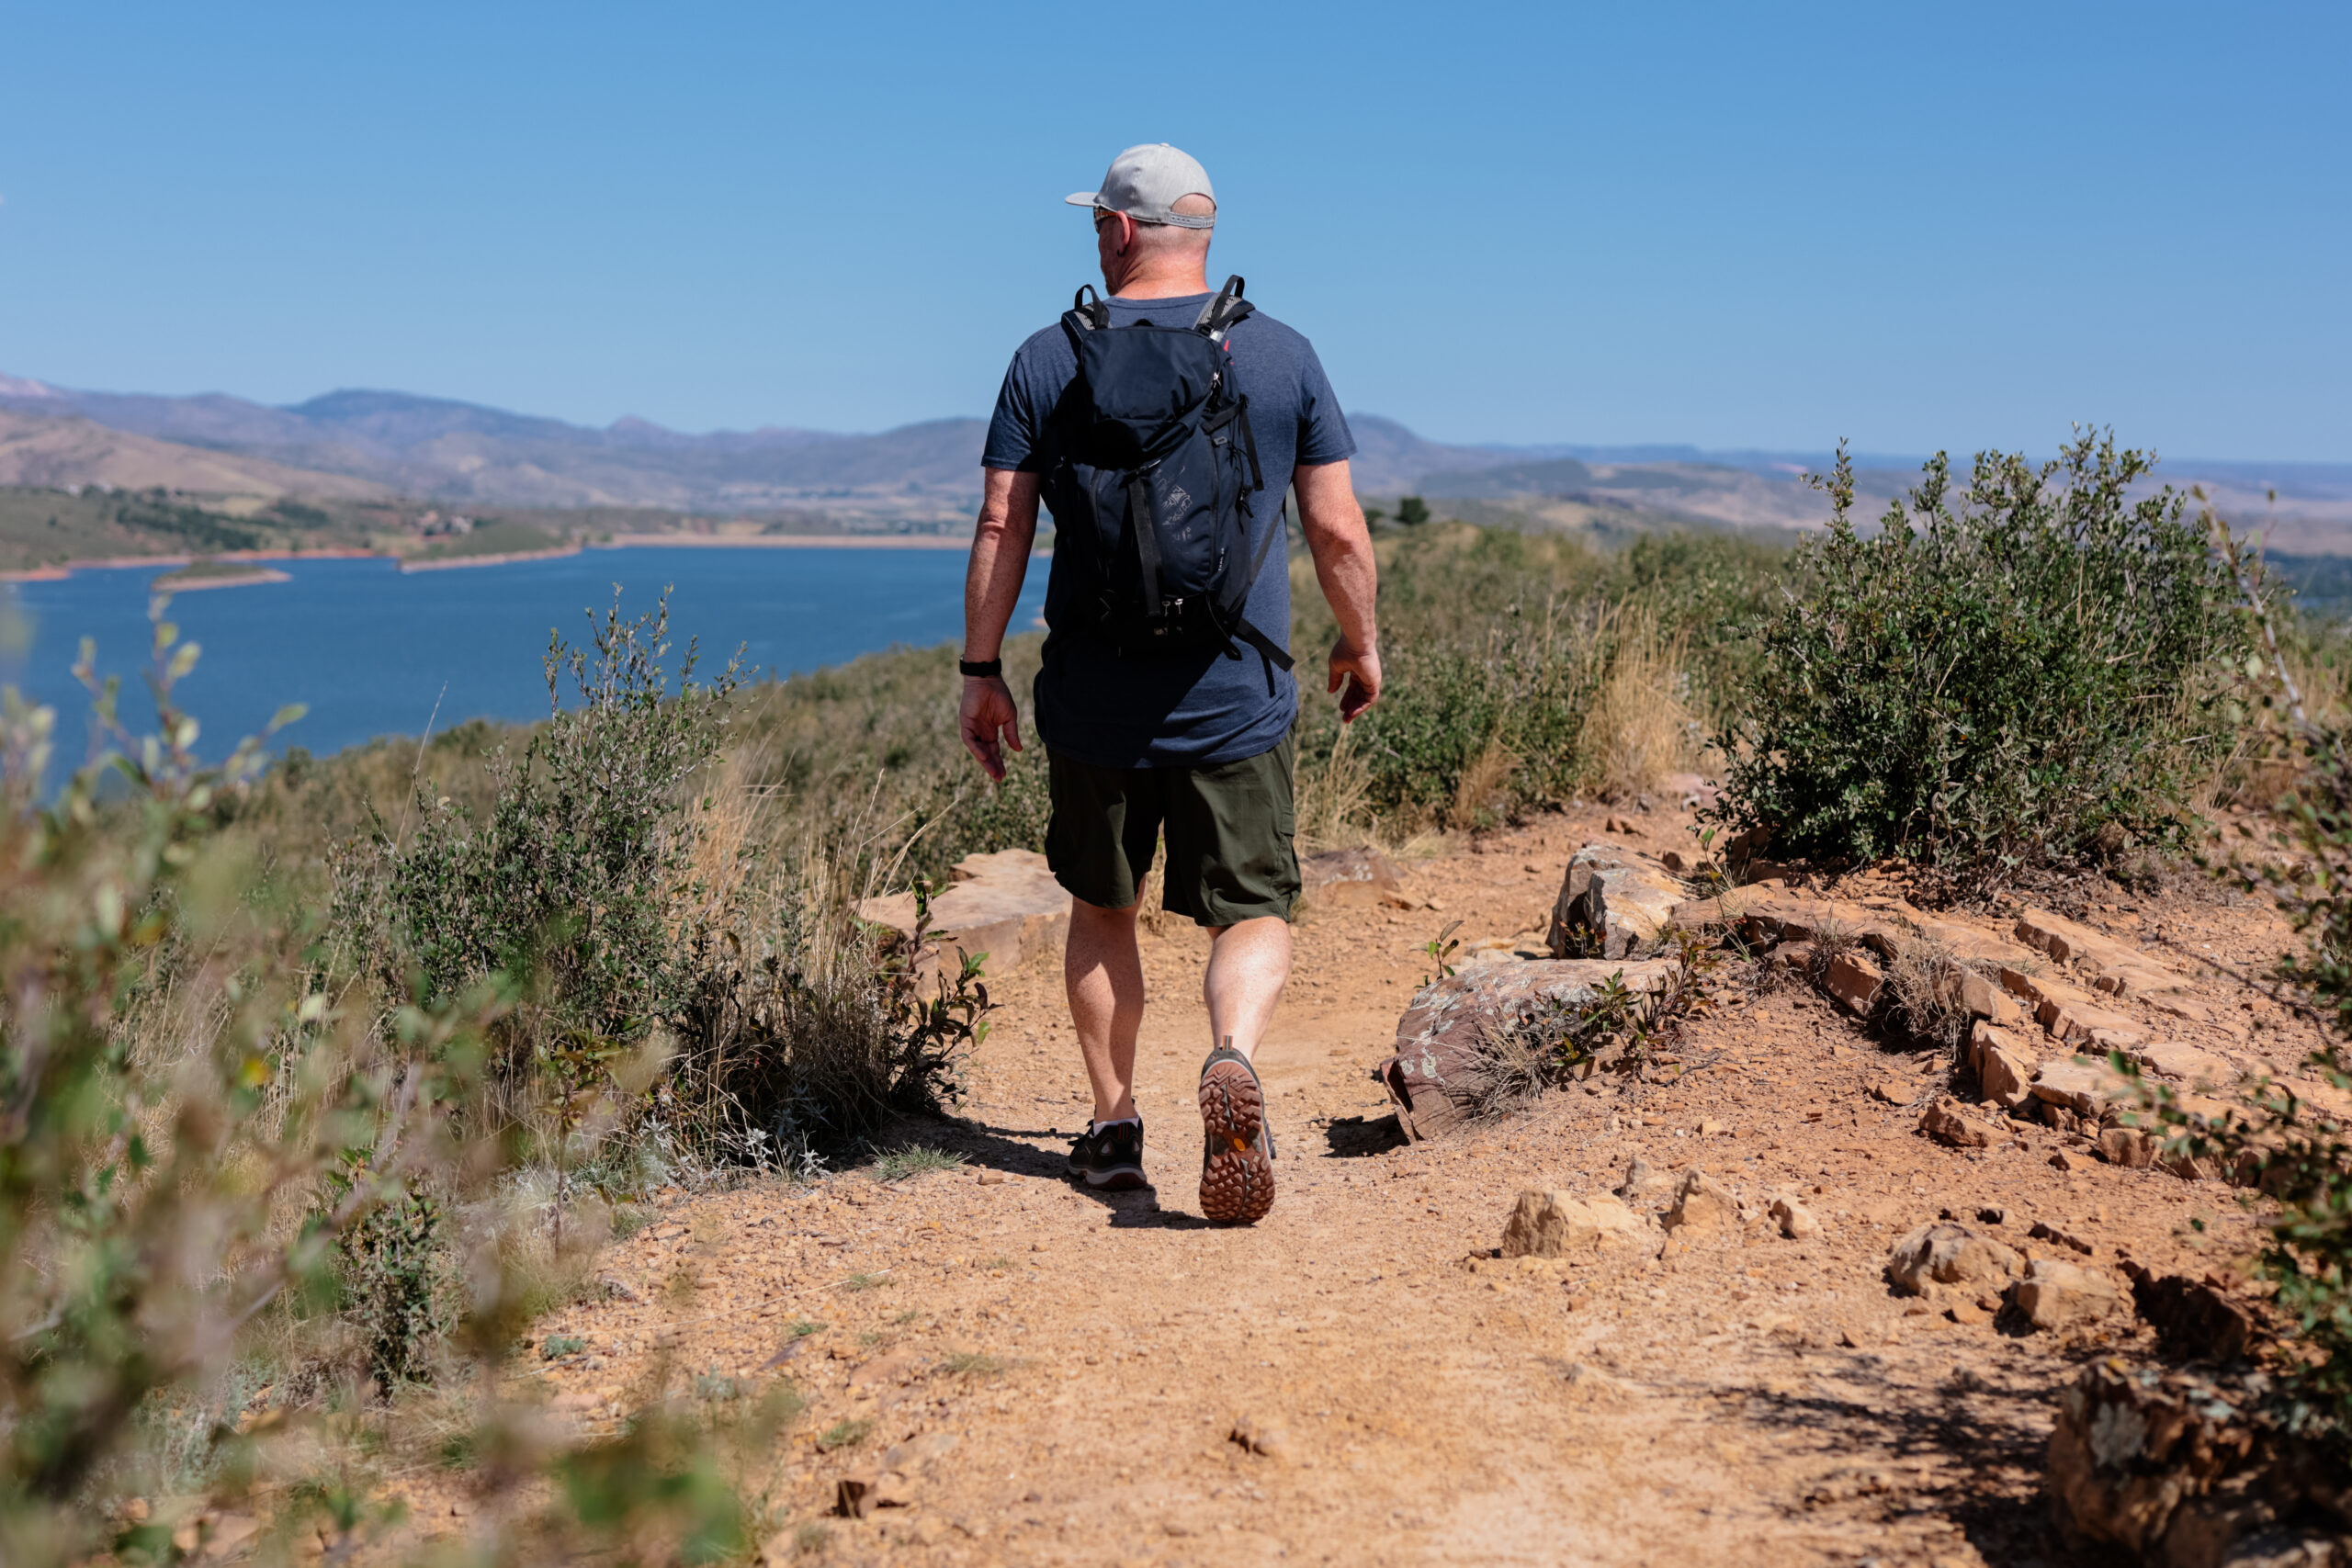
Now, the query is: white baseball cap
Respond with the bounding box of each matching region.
[1066,143,1216,229]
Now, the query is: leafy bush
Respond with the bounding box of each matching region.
[1714,434,2249,890]
[347,592,741,1107]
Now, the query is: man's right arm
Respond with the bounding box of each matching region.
[959,466,1041,780]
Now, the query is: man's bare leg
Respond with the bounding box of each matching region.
[1196,915,1289,1224]
[1066,897,1145,1123]
[1203,916,1292,1059]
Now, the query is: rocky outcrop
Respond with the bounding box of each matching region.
[2050,1361,2352,1566]
[1376,958,1676,1140]
[856,849,1072,976]
[1546,844,1686,959]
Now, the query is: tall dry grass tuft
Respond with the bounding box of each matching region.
[1582,607,1706,803]
[1448,739,1519,831]
[1294,722,1376,852]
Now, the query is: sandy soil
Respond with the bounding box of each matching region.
[453,805,2312,1568]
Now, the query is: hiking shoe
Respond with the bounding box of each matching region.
[1065,1119,1148,1190]
[1198,1039,1276,1224]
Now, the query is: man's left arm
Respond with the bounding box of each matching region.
[1294,459,1380,721]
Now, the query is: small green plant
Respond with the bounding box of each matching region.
[785,1319,827,1339]
[840,1272,888,1292]
[693,1369,743,1402]
[942,1351,1010,1378]
[1396,496,1431,526]
[333,1160,452,1393]
[1713,434,2250,894]
[814,1416,872,1452]
[872,1144,967,1182]
[542,1335,589,1359]
[1419,919,1463,987]
[871,884,997,1117]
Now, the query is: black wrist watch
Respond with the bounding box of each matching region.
[958,658,1002,679]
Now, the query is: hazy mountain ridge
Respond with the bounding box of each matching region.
[4,375,2348,546]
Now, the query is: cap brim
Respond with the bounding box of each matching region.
[1064,192,1102,208]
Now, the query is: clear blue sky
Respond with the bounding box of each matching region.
[4,2,2345,459]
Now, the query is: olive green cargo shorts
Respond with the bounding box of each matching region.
[1044,736,1299,926]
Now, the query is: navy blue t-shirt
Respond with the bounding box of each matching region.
[983,291,1356,769]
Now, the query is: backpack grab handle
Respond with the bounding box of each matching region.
[1194,275,1253,342]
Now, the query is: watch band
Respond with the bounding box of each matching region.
[958,658,1002,679]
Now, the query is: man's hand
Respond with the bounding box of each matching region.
[1328,636,1381,723]
[960,675,1023,781]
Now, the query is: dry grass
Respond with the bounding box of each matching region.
[1447,739,1520,832]
[1883,933,1977,1050]
[1584,608,1707,804]
[1295,724,1376,852]
[1134,835,1175,935]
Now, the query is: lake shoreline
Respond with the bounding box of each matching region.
[0,533,990,583]
[151,567,294,592]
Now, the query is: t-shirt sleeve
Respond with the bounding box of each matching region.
[1293,339,1357,467]
[981,354,1044,472]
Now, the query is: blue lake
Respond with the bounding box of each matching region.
[0,547,1041,761]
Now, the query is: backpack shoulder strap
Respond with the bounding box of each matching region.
[1193,275,1253,343]
[1059,285,1113,354]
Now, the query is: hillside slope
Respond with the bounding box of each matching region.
[0,409,389,501]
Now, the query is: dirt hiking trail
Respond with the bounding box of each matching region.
[460,804,2302,1567]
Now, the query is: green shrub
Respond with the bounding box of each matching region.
[348,592,741,1103]
[331,1161,452,1394]
[1713,434,2248,888]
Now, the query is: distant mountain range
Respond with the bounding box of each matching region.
[4,372,2348,547]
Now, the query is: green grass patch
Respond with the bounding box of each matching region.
[871,1145,966,1182]
[814,1417,873,1452]
[839,1272,888,1292]
[942,1351,1011,1378]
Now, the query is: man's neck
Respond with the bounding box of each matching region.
[1111,265,1210,300]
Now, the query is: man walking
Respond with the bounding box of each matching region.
[958,143,1380,1224]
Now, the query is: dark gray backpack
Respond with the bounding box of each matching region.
[1038,275,1294,679]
